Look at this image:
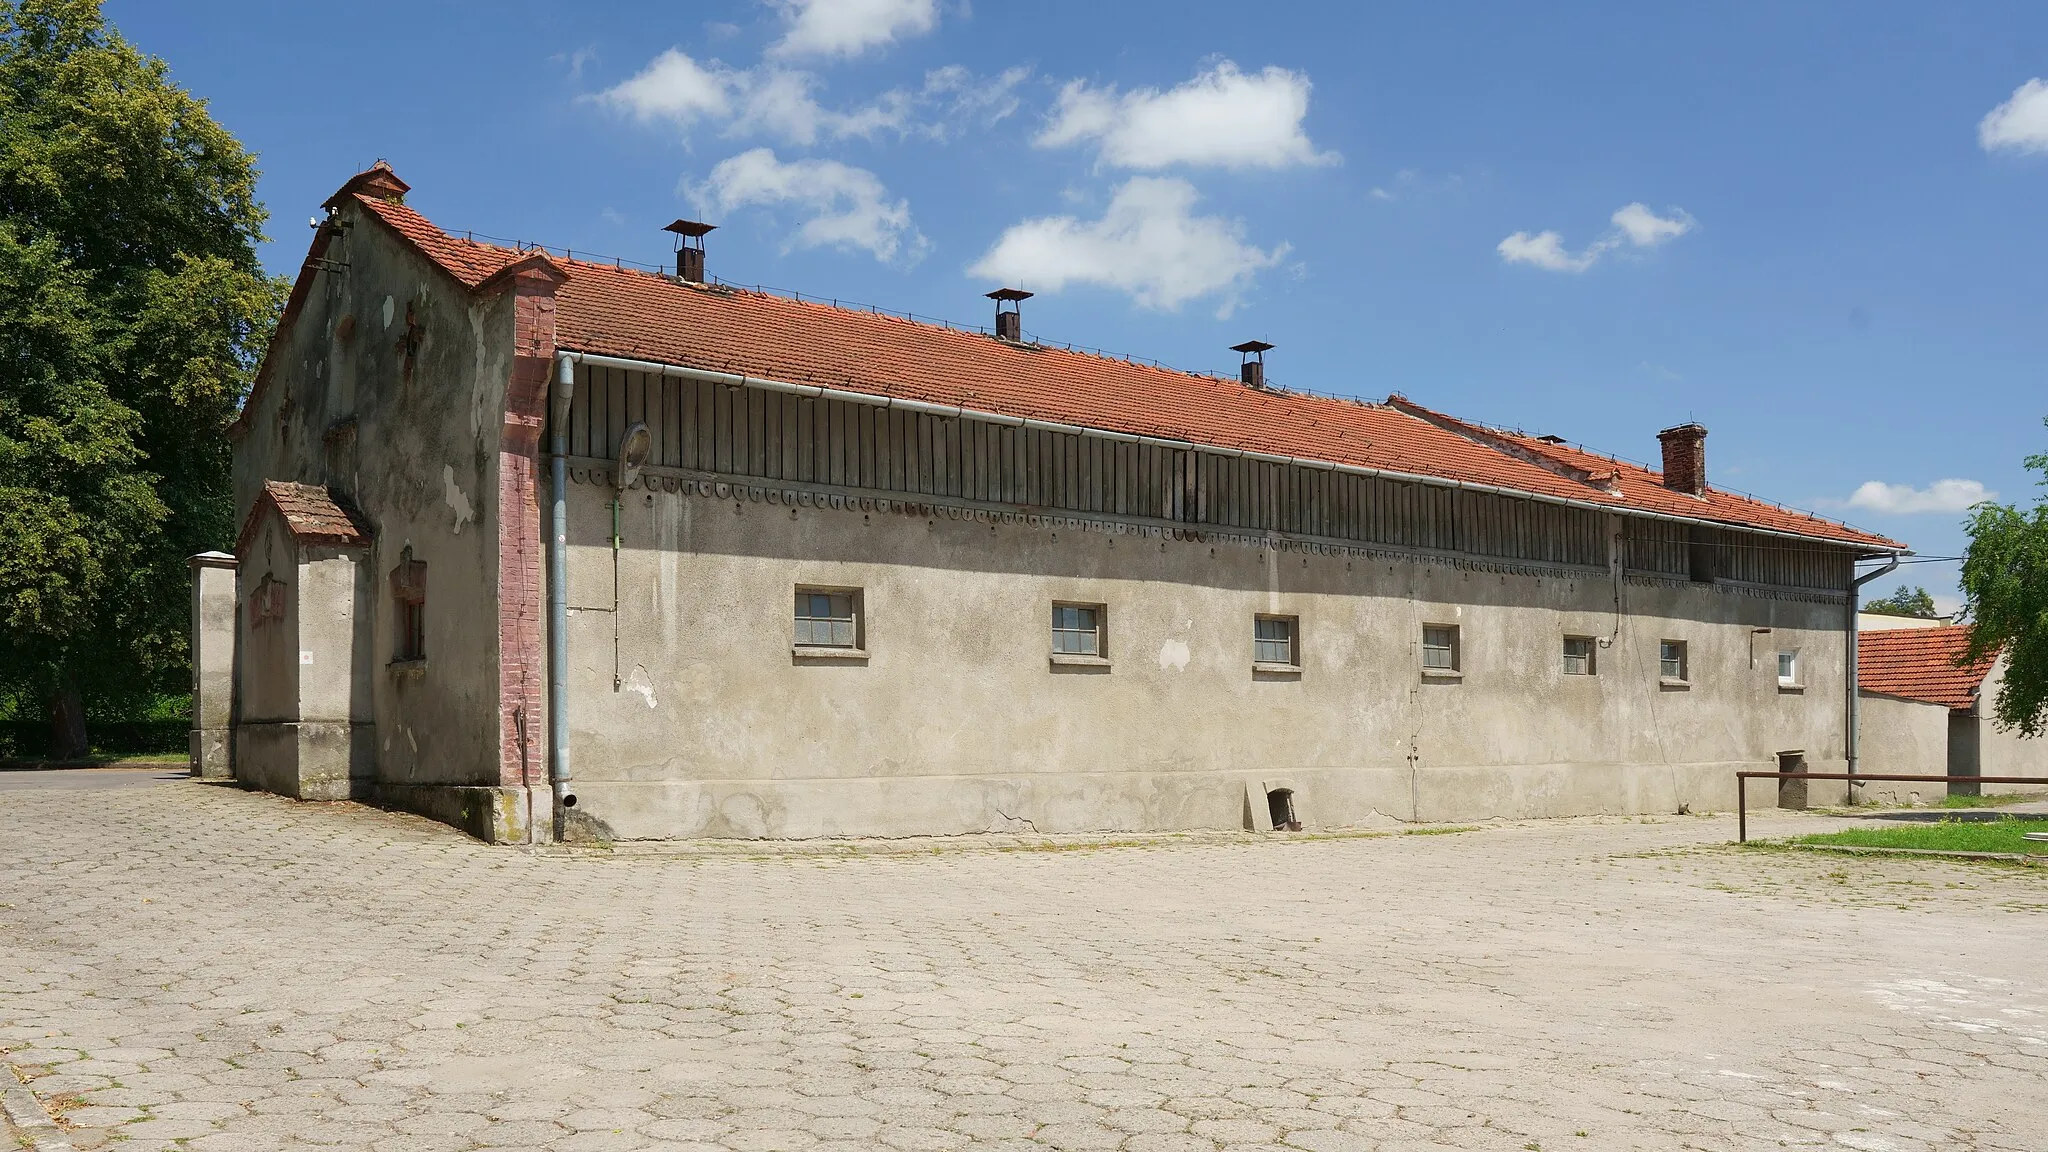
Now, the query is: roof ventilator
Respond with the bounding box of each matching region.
[1233,340,1274,389]
[987,288,1032,342]
[663,219,716,284]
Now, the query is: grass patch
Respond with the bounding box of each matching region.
[1405,825,1481,836]
[1793,817,2048,855]
[1937,792,2048,809]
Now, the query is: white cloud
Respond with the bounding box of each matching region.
[1498,202,1695,272]
[1497,230,1599,273]
[597,50,1022,147]
[1980,78,2048,154]
[769,0,939,59]
[728,69,908,145]
[694,148,926,264]
[1846,479,1995,515]
[597,48,733,124]
[598,51,905,145]
[967,176,1287,314]
[917,65,1032,139]
[1037,60,1337,170]
[1610,202,1693,247]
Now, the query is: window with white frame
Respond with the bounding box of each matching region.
[1563,636,1596,676]
[1422,625,1459,671]
[1777,649,1800,686]
[794,589,858,649]
[1051,603,1103,656]
[1660,639,1688,681]
[1254,615,1297,666]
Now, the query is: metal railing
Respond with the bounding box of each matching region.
[1735,772,2048,842]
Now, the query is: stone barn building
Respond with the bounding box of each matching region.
[191,163,1908,843]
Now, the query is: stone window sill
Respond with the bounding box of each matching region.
[1660,677,1691,690]
[1252,662,1301,676]
[793,645,868,661]
[1778,682,1806,694]
[1049,653,1111,668]
[1421,668,1463,681]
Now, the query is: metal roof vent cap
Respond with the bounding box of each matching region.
[1233,340,1274,389]
[664,219,716,283]
[987,288,1032,341]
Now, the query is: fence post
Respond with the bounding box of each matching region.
[1738,775,1747,844]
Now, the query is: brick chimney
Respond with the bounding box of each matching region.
[1657,423,1708,495]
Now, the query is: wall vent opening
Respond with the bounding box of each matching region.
[1776,751,1808,810]
[1267,787,1300,831]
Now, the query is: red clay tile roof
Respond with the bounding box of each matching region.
[1857,626,1997,710]
[354,195,530,288]
[293,170,1905,551]
[240,481,371,549]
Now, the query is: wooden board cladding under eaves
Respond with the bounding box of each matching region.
[564,364,1852,592]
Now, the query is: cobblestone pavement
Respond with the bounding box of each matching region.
[3,780,2044,1152]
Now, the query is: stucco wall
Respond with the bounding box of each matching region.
[553,474,1852,840]
[1855,691,1951,798]
[1975,657,2048,793]
[231,197,519,793]
[237,510,299,725]
[188,554,238,778]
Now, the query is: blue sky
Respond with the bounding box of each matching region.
[112,1,2048,610]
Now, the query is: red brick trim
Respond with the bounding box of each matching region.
[496,270,557,790]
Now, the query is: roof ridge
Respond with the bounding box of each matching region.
[1385,395,1623,497]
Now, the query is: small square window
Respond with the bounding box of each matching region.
[1254,615,1296,666]
[1422,625,1459,671]
[1660,640,1688,681]
[1052,603,1103,656]
[795,588,859,649]
[1777,649,1800,685]
[1563,636,1596,676]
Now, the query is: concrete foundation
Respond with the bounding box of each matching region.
[233,721,376,801]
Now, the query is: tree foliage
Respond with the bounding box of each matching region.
[1960,424,2048,738]
[0,0,285,754]
[1862,585,1939,619]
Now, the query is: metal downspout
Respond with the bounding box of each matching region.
[548,354,575,839]
[1846,553,1903,796]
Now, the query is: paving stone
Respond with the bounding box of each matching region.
[2,781,2044,1152]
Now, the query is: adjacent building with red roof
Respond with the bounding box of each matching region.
[201,164,1921,841]
[1855,620,2045,795]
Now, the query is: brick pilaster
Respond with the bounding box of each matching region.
[495,264,561,796]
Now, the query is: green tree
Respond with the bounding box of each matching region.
[1862,585,1939,619]
[1960,424,2048,738]
[0,0,284,757]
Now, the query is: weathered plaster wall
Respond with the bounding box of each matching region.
[1974,657,2048,793]
[237,511,299,725]
[554,475,1852,840]
[231,506,376,800]
[1855,692,1951,794]
[188,553,238,778]
[231,198,521,804]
